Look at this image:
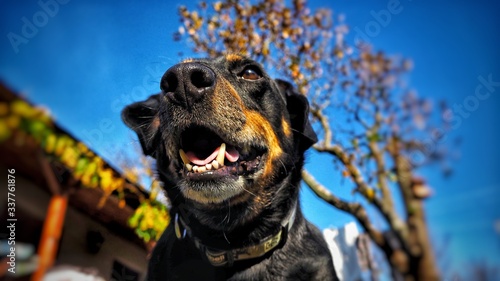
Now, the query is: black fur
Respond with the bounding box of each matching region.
[122,55,338,281]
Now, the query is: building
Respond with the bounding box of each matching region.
[0,83,152,280]
[323,222,378,281]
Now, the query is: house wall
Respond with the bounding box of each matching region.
[2,176,51,220]
[57,203,148,280]
[0,176,49,244]
[0,174,148,280]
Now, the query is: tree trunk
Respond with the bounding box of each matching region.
[386,202,440,281]
[405,205,440,281]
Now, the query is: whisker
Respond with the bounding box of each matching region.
[242,187,257,197]
[278,159,288,174]
[226,200,231,224]
[223,231,230,244]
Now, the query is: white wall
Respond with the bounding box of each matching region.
[57,203,148,280]
[1,174,148,280]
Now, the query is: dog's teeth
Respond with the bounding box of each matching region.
[179,149,190,165]
[193,166,199,173]
[186,163,193,172]
[198,166,207,173]
[217,143,226,167]
[212,160,219,170]
[206,163,212,170]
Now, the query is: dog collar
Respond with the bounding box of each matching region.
[174,202,297,267]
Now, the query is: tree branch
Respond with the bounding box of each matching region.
[366,108,395,215]
[301,169,385,246]
[368,140,395,214]
[388,136,415,218]
[311,107,332,147]
[311,107,408,242]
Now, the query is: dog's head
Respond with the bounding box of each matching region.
[122,54,316,223]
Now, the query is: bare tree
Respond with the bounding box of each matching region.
[174,0,449,279]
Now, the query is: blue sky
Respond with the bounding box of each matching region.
[1,0,499,276]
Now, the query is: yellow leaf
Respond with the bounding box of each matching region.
[11,100,35,118]
[94,157,104,169]
[44,134,57,153]
[76,142,89,154]
[365,188,375,201]
[119,199,126,209]
[99,168,114,191]
[282,29,290,39]
[334,49,344,59]
[83,162,97,178]
[81,174,92,187]
[0,103,9,117]
[61,147,79,169]
[5,115,20,129]
[54,136,68,156]
[0,120,11,142]
[213,1,222,12]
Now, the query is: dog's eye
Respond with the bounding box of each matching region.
[240,67,262,81]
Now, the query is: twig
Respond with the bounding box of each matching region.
[302,169,385,246]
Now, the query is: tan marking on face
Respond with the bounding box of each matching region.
[183,75,283,205]
[215,79,244,106]
[242,110,283,178]
[182,58,194,63]
[152,116,160,130]
[214,78,283,179]
[225,53,243,62]
[210,79,247,135]
[282,117,291,137]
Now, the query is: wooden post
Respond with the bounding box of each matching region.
[30,194,68,281]
[31,153,68,281]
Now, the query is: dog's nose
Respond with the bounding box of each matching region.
[161,63,216,108]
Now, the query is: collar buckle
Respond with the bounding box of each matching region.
[204,248,231,267]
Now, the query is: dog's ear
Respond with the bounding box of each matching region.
[275,79,318,151]
[121,94,162,157]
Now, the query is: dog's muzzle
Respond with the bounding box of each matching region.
[161,62,216,109]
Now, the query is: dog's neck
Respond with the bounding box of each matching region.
[172,199,298,267]
[162,161,303,266]
[168,170,299,233]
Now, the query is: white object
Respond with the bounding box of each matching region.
[323,222,364,281]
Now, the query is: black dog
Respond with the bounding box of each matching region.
[122,54,337,281]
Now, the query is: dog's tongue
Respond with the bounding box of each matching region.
[185,144,239,166]
[225,146,240,162]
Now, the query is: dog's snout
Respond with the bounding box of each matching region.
[161,63,215,107]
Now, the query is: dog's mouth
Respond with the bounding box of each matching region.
[177,126,266,180]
